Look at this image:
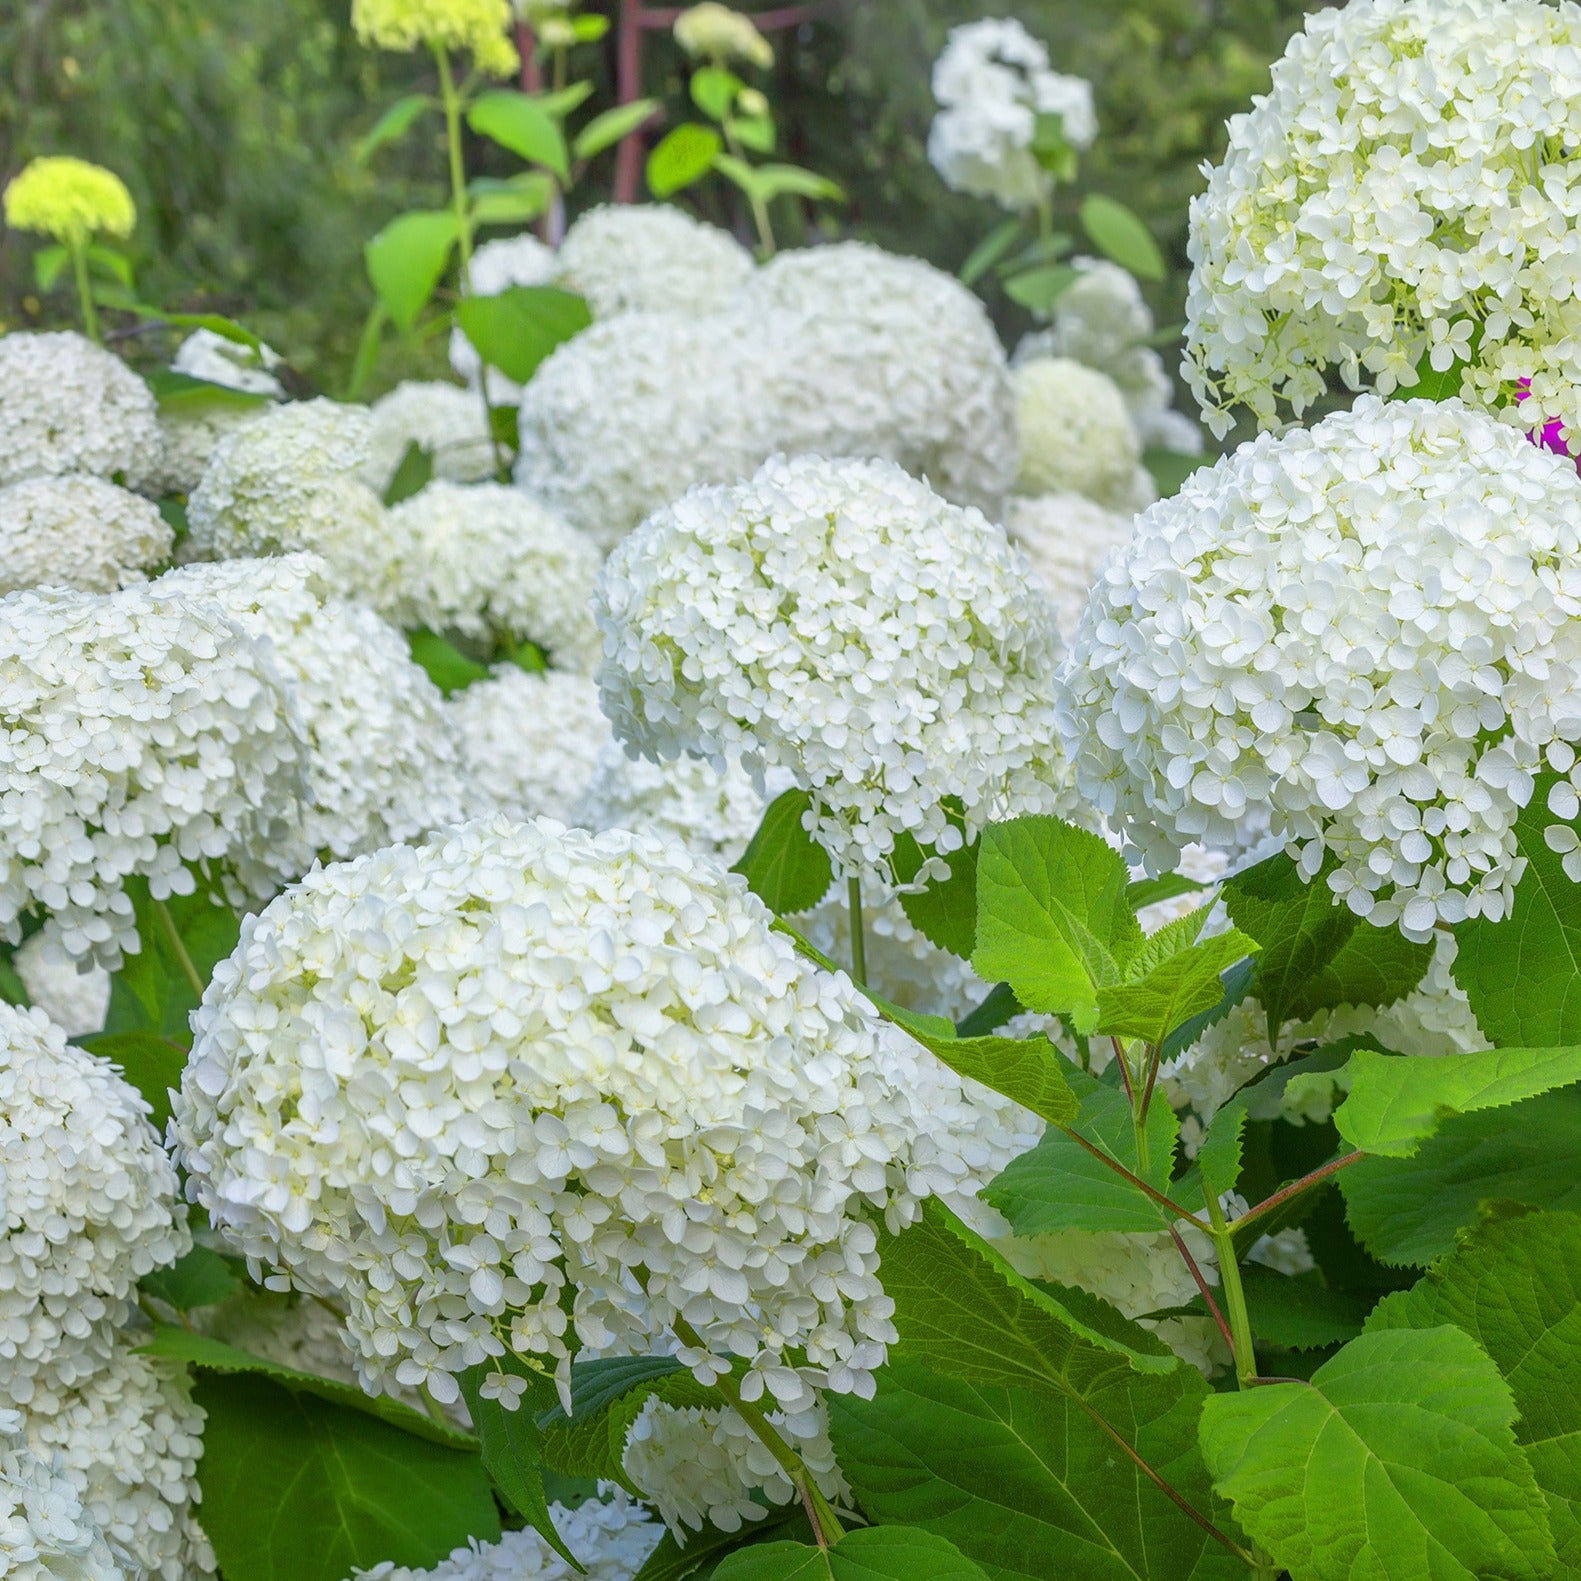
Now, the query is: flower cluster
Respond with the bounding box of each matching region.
[351,0,518,76]
[928,18,1095,212]
[0,1407,124,1581]
[1012,357,1152,512]
[150,331,282,496]
[362,382,497,495]
[1184,0,1581,440]
[673,4,773,68]
[10,935,110,1040]
[1003,491,1136,639]
[3,157,135,245]
[1060,397,1581,940]
[597,455,1076,886]
[0,476,172,593]
[0,333,162,491]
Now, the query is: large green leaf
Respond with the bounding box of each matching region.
[635,1510,803,1580]
[1332,1045,1581,1157]
[1078,195,1165,281]
[454,284,591,385]
[139,1246,242,1312]
[406,628,490,697]
[891,1022,1077,1127]
[973,816,1142,1034]
[574,99,662,162]
[104,876,241,1042]
[1222,853,1431,1045]
[890,818,978,959]
[194,1372,499,1581]
[1341,1088,1581,1265]
[1095,924,1259,1050]
[1454,775,1581,1046]
[714,1528,990,1580]
[1199,1326,1553,1581]
[467,90,570,180]
[647,124,722,197]
[79,1029,188,1128]
[364,210,459,333]
[734,789,834,915]
[1236,1264,1369,1352]
[1368,1207,1581,1566]
[1195,1096,1249,1202]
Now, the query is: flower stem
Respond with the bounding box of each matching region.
[153,898,205,1002]
[847,876,866,987]
[69,240,101,343]
[1206,1192,1258,1386]
[723,121,776,258]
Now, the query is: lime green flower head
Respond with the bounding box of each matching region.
[352,0,520,77]
[4,157,136,247]
[673,3,773,70]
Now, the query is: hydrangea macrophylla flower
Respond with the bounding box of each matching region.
[0,333,162,491]
[449,234,558,399]
[1012,357,1152,512]
[3,158,135,245]
[1060,396,1581,941]
[1003,491,1136,639]
[0,579,305,965]
[351,0,518,76]
[384,483,602,671]
[362,382,496,494]
[0,1004,188,1400]
[150,556,469,872]
[0,1407,125,1581]
[0,476,172,593]
[1184,0,1581,441]
[928,18,1095,212]
[596,455,1077,888]
[173,818,1027,1416]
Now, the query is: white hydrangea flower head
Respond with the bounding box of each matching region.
[573,743,772,864]
[731,242,1020,517]
[0,1004,188,1399]
[1061,397,1581,941]
[622,1398,845,1537]
[449,233,559,400]
[1012,357,1151,512]
[555,205,755,321]
[447,667,613,822]
[362,381,496,495]
[174,818,1013,1415]
[597,455,1077,887]
[150,556,469,871]
[1003,490,1135,639]
[0,1408,125,1581]
[928,18,1096,212]
[0,476,172,593]
[384,482,602,670]
[172,330,285,398]
[21,1336,211,1581]
[149,406,268,499]
[0,579,306,965]
[0,333,162,492]
[1184,0,1581,440]
[10,935,110,1040]
[353,1486,659,1581]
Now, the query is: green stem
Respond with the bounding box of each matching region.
[723,121,776,258]
[69,239,101,343]
[847,876,866,987]
[345,301,388,401]
[1207,1192,1258,1386]
[1034,191,1055,248]
[153,898,205,1002]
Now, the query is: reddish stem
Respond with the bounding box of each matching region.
[613,0,647,201]
[1060,1127,1208,1230]
[1233,1151,1366,1235]
[1166,1223,1236,1358]
[516,21,542,91]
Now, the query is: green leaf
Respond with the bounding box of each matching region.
[890,820,978,958]
[1341,1088,1581,1265]
[1367,1207,1581,1567]
[1126,872,1210,914]
[1078,195,1165,281]
[690,66,743,121]
[1333,1044,1581,1157]
[0,950,27,1008]
[1096,926,1259,1049]
[955,981,1021,1038]
[194,1372,498,1581]
[714,1528,991,1581]
[356,93,433,161]
[455,284,592,385]
[86,243,135,287]
[139,1245,241,1312]
[103,876,241,1042]
[1237,1264,1369,1352]
[538,1362,714,1485]
[407,628,490,696]
[983,1065,1180,1235]
[382,440,434,506]
[1196,1095,1249,1201]
[635,1509,802,1581]
[574,99,661,161]
[728,113,777,154]
[1142,447,1205,498]
[973,815,1142,1035]
[146,369,273,413]
[1454,774,1581,1046]
[714,156,844,205]
[960,218,1026,287]
[365,210,459,334]
[1222,853,1432,1045]
[467,90,570,180]
[647,124,723,197]
[468,172,555,226]
[733,789,834,914]
[1002,263,1080,313]
[889,1023,1077,1128]
[1199,1326,1554,1581]
[830,1363,1243,1581]
[78,1030,188,1129]
[539,82,596,117]
[570,13,610,42]
[33,244,70,291]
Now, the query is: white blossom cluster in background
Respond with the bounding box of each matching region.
[150,330,284,496]
[597,455,1078,886]
[0,475,172,593]
[1011,356,1152,512]
[1003,491,1137,640]
[173,819,1031,1419]
[1061,397,1581,940]
[1185,0,1581,440]
[928,18,1095,212]
[362,382,496,495]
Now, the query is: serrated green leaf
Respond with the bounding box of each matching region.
[365,210,459,333]
[1002,262,1080,313]
[1333,1045,1581,1157]
[973,816,1142,1034]
[140,1245,241,1311]
[103,875,240,1043]
[467,90,570,180]
[1199,1326,1553,1581]
[1367,1207,1581,1567]
[715,1528,991,1581]
[635,1509,802,1581]
[574,99,661,161]
[1196,1095,1249,1201]
[78,1030,187,1127]
[1237,1265,1369,1352]
[455,283,591,384]
[1078,194,1165,281]
[356,93,433,161]
[1097,927,1258,1049]
[194,1372,498,1581]
[960,218,1026,287]
[539,1363,713,1485]
[889,1023,1077,1127]
[734,788,834,914]
[647,124,722,197]
[406,628,490,696]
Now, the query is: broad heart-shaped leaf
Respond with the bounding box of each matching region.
[830,1363,1243,1580]
[139,1245,241,1312]
[983,1064,1179,1235]
[889,1017,1077,1128]
[735,788,834,915]
[455,285,591,385]
[1454,773,1581,1046]
[1367,1207,1581,1568]
[1095,925,1259,1050]
[714,1528,991,1580]
[467,90,570,180]
[1236,1264,1369,1352]
[973,816,1142,1034]
[194,1372,499,1581]
[1199,1326,1554,1581]
[364,210,459,334]
[647,123,723,197]
[1078,194,1165,281]
[1342,1088,1581,1265]
[1332,1044,1581,1157]
[1222,852,1431,1046]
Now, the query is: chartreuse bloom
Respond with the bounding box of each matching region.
[673,3,773,69]
[351,0,519,75]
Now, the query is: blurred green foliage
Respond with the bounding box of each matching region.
[1,0,1318,390]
